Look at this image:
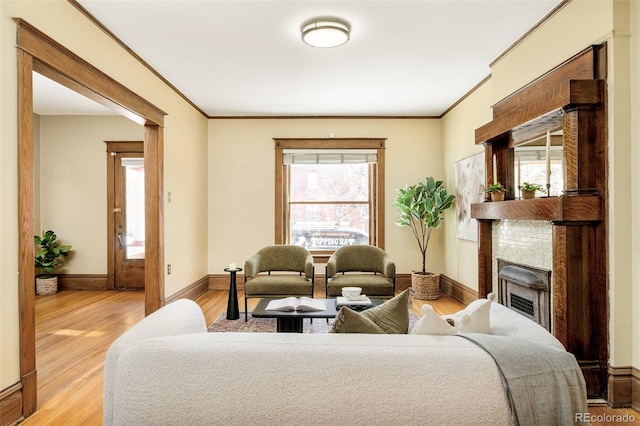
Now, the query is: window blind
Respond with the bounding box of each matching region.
[121,158,144,167]
[283,149,377,165]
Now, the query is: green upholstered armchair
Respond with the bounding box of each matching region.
[325,245,395,298]
[243,245,315,321]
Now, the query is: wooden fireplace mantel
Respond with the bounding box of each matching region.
[471,44,608,400]
[471,195,603,222]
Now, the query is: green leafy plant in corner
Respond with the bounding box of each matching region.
[392,177,455,275]
[484,182,505,193]
[518,182,547,193]
[34,230,72,277]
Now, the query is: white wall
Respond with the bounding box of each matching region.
[208,119,443,275]
[37,115,143,274]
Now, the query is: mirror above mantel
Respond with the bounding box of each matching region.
[514,129,563,198]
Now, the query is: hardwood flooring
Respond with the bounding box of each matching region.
[19,289,639,425]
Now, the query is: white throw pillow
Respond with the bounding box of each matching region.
[409,304,461,335]
[443,297,491,334]
[410,293,494,335]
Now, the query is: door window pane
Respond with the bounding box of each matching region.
[124,161,145,259]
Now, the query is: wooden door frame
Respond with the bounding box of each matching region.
[106,142,145,290]
[15,19,166,417]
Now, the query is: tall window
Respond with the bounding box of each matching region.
[275,138,385,262]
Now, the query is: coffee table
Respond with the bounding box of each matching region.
[251,298,383,333]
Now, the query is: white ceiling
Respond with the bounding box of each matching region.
[34,0,563,117]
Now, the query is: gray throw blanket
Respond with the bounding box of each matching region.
[459,334,587,426]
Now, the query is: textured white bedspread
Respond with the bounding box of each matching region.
[110,332,509,425]
[104,299,575,426]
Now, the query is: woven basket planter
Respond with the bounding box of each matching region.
[411,272,441,300]
[490,191,505,202]
[521,189,536,199]
[36,276,58,295]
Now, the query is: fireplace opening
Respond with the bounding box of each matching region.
[497,259,551,331]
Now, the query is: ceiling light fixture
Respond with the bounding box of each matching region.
[301,18,350,48]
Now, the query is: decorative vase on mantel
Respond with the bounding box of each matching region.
[490,191,505,202]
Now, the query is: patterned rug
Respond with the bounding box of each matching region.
[208,312,419,333]
[207,312,335,333]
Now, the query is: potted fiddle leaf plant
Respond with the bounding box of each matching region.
[518,182,546,199]
[34,230,72,295]
[484,182,506,201]
[393,177,455,300]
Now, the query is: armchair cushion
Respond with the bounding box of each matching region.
[244,275,313,297]
[326,245,394,277]
[326,275,394,297]
[245,245,313,279]
[244,245,314,298]
[326,245,395,297]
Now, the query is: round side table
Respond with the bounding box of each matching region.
[224,267,242,320]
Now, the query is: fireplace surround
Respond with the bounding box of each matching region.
[471,45,608,399]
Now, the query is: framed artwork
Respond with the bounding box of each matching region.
[454,152,485,241]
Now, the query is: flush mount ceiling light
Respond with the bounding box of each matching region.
[301,18,350,48]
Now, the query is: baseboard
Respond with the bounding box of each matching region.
[607,366,640,413]
[608,366,633,407]
[633,367,640,412]
[439,275,478,305]
[57,274,108,290]
[396,274,411,291]
[165,276,209,304]
[208,274,244,291]
[0,382,24,426]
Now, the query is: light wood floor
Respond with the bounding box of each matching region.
[21,289,639,425]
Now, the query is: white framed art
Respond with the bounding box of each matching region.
[454,152,485,241]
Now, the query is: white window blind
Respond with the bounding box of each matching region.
[121,158,144,167]
[283,149,377,165]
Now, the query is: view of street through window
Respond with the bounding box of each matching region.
[289,162,371,250]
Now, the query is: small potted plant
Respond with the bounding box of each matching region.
[518,182,547,199]
[484,182,506,201]
[393,177,455,300]
[34,230,72,295]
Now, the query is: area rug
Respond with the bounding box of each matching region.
[208,312,419,333]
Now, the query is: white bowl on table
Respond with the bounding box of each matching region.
[341,287,362,299]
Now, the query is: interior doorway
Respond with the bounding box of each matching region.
[16,19,166,417]
[107,143,146,290]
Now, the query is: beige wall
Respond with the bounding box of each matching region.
[441,0,638,370]
[37,115,143,274]
[629,0,640,373]
[441,80,493,291]
[208,119,443,275]
[1,1,208,389]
